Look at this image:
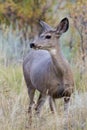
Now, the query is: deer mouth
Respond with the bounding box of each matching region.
[34,45,53,50]
[30,43,53,50]
[32,45,42,50]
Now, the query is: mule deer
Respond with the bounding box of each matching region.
[23,18,74,115]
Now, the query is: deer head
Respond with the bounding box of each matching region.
[30,18,69,51]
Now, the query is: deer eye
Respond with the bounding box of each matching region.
[45,35,51,39]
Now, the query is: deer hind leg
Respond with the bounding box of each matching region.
[64,97,70,112]
[35,93,47,116]
[63,85,73,112]
[63,97,70,130]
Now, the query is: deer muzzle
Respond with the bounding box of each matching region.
[30,43,53,50]
[30,43,36,48]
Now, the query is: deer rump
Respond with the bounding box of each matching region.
[23,49,65,98]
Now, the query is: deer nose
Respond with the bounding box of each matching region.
[30,43,35,48]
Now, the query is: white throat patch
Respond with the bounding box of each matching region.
[50,49,57,55]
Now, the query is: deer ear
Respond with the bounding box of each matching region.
[39,20,53,31]
[56,18,69,34]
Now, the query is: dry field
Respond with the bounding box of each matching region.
[0,64,87,130]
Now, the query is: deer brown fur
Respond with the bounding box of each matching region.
[23,18,74,115]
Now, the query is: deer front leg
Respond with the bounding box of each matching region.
[35,94,47,116]
[49,96,56,113]
[28,87,35,113]
[27,86,35,126]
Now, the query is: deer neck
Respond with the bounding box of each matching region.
[50,44,67,75]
